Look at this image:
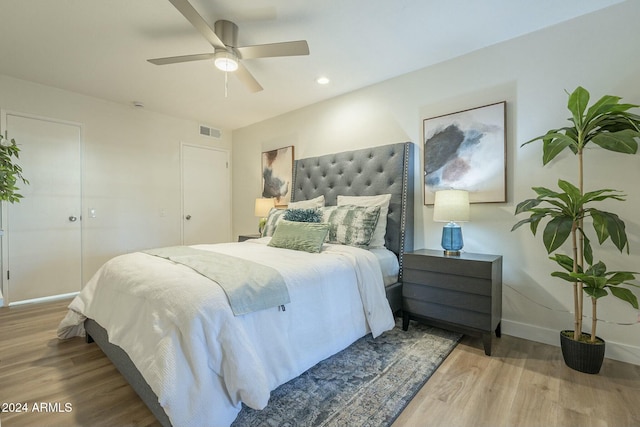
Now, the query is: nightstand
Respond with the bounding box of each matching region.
[238,234,261,242]
[402,249,502,356]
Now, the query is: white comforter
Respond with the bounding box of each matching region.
[58,238,395,427]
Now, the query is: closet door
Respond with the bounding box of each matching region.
[181,144,231,245]
[2,113,82,304]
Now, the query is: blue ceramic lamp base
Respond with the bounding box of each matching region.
[441,222,463,256]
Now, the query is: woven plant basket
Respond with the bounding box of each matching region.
[560,330,605,374]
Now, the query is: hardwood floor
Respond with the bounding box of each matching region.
[1,299,639,427]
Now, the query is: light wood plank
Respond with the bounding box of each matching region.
[1,299,639,427]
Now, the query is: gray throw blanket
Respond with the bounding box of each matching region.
[143,246,290,315]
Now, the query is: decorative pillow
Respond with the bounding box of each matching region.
[284,208,322,223]
[261,208,287,237]
[288,195,325,209]
[320,205,381,248]
[268,220,330,253]
[337,194,391,248]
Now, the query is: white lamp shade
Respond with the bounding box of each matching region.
[255,198,275,217]
[433,190,470,222]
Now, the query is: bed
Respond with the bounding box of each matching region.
[57,142,415,427]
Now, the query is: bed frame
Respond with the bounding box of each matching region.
[85,141,415,427]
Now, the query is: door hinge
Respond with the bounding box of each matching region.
[7,270,9,280]
[226,161,229,168]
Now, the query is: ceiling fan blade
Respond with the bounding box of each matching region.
[168,0,226,49]
[148,53,215,65]
[236,40,309,59]
[235,63,263,93]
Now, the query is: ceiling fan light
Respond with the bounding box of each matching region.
[214,51,238,72]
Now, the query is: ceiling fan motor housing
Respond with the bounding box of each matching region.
[214,20,239,48]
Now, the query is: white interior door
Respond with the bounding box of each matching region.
[2,113,82,304]
[181,144,231,245]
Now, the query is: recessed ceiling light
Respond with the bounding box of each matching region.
[316,76,330,85]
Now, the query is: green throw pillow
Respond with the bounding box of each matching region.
[268,220,330,253]
[320,205,381,247]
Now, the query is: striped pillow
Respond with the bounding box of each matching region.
[320,205,381,247]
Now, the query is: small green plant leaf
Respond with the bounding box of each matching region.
[609,286,639,309]
[543,216,573,253]
[514,198,541,215]
[567,86,590,128]
[584,287,608,299]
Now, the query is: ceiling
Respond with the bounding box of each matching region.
[0,0,623,130]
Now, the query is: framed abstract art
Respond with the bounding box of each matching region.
[423,101,506,205]
[262,145,294,206]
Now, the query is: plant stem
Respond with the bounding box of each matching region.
[577,148,584,337]
[571,221,580,341]
[591,297,597,343]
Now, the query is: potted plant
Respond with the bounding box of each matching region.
[0,132,28,204]
[512,86,640,374]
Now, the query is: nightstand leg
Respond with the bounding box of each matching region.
[482,333,492,356]
[402,311,410,331]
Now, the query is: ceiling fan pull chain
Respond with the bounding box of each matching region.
[224,69,229,98]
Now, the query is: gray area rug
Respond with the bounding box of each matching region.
[232,319,461,427]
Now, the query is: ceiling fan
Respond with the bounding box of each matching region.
[148,0,310,93]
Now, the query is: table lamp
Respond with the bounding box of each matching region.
[255,197,275,234]
[433,189,470,256]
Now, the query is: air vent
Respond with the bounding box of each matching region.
[199,124,222,139]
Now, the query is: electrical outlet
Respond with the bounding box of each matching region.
[88,208,96,218]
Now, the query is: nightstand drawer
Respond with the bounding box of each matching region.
[403,298,492,330]
[404,251,498,279]
[403,282,491,313]
[403,268,492,296]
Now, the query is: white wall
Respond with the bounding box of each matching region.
[0,74,232,285]
[232,1,640,364]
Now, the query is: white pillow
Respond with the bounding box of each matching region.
[288,195,325,209]
[337,194,391,248]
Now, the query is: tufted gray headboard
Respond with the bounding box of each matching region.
[291,142,415,282]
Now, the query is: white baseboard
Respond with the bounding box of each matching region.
[8,292,79,307]
[502,319,640,366]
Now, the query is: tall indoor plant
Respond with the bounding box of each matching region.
[0,132,29,203]
[512,86,640,373]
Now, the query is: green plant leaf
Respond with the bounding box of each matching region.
[543,216,573,253]
[514,198,541,215]
[557,180,581,210]
[582,233,594,266]
[551,271,579,282]
[606,271,636,285]
[531,186,560,198]
[584,94,622,122]
[590,210,610,244]
[585,261,607,277]
[609,286,639,309]
[591,129,639,154]
[550,254,577,273]
[542,134,578,164]
[567,86,589,128]
[584,287,608,299]
[605,212,629,253]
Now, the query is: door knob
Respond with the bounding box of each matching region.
[69,216,77,222]
[185,215,192,220]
